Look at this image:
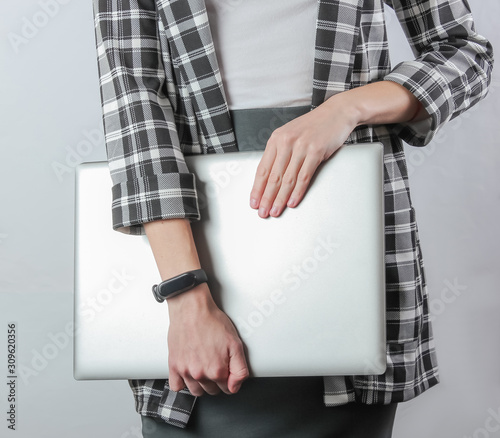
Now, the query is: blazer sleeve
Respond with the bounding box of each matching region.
[92,0,200,235]
[382,0,494,146]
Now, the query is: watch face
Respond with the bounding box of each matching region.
[161,273,196,297]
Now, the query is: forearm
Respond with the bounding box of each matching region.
[324,80,430,128]
[144,218,248,395]
[144,218,202,280]
[144,219,212,309]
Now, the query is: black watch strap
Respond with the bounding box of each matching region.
[152,268,208,303]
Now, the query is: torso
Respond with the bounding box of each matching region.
[205,0,318,109]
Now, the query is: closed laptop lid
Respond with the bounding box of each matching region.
[73,143,386,380]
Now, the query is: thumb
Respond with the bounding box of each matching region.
[227,344,249,394]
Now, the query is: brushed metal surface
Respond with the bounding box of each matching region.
[73,143,386,380]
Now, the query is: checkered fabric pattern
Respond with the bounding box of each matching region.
[92,0,493,428]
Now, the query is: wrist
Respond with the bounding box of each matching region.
[166,282,215,317]
[153,268,208,302]
[322,91,363,130]
[330,81,425,126]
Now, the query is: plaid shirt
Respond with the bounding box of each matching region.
[92,0,493,429]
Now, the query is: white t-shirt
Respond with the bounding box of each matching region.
[205,0,317,110]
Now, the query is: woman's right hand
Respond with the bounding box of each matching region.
[166,282,249,396]
[143,218,247,396]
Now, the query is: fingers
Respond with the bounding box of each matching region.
[169,344,249,397]
[169,369,223,397]
[253,148,301,218]
[168,370,187,393]
[249,146,278,214]
[250,141,323,218]
[249,104,352,217]
[169,363,227,394]
[186,376,221,397]
[227,342,250,394]
[169,358,240,396]
[196,364,231,395]
[285,154,323,211]
[250,140,298,218]
[166,298,249,398]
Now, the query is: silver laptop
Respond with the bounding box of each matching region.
[73,142,386,380]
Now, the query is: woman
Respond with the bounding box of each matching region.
[92,0,493,436]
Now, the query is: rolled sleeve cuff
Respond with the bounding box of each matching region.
[383,60,452,147]
[111,173,200,235]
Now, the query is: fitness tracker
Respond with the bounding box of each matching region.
[152,268,208,303]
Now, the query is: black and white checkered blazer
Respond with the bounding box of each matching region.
[92,0,493,428]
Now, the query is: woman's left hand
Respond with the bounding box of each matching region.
[249,96,360,218]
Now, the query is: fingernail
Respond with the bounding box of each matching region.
[258,206,267,217]
[270,206,279,216]
[250,198,258,208]
[287,198,296,208]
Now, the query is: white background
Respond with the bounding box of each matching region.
[0,1,498,437]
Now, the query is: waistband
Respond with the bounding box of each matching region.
[229,105,310,152]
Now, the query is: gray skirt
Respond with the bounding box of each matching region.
[141,377,397,438]
[141,107,397,437]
